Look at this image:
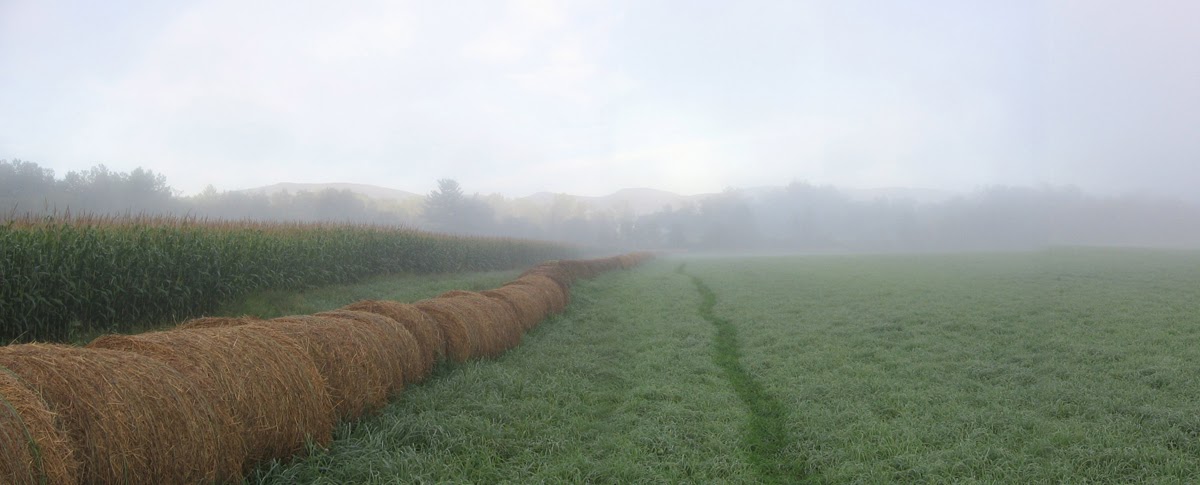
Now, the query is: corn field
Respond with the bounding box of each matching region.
[0,215,578,342]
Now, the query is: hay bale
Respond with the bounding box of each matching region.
[520,264,573,293]
[559,260,594,281]
[89,326,334,467]
[424,296,504,358]
[181,316,389,422]
[0,343,244,484]
[438,291,523,353]
[480,286,548,331]
[341,300,444,381]
[617,253,639,269]
[506,274,570,313]
[413,299,480,362]
[0,367,78,485]
[491,283,555,321]
[501,278,564,315]
[310,310,418,393]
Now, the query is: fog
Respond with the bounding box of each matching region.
[4,159,1199,251]
[2,1,1198,249]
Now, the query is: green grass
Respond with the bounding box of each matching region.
[680,262,807,483]
[249,248,1200,483]
[686,248,1200,483]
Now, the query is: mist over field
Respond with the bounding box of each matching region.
[5,3,1200,483]
[4,159,1199,251]
[3,0,1199,251]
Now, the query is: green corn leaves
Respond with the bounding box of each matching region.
[0,216,577,342]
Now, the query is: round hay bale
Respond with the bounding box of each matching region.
[413,299,480,362]
[501,278,562,316]
[425,297,503,358]
[182,316,389,422]
[438,291,523,353]
[506,275,570,313]
[310,310,417,393]
[559,260,594,280]
[481,287,548,331]
[88,326,334,467]
[520,264,573,293]
[0,344,245,484]
[494,281,556,320]
[0,367,78,485]
[617,253,641,269]
[341,300,444,381]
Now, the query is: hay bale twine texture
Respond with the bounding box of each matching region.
[438,290,524,353]
[557,260,594,281]
[0,343,244,484]
[519,264,574,295]
[505,275,571,314]
[313,310,421,391]
[422,297,503,358]
[341,300,444,381]
[480,287,548,331]
[0,367,78,485]
[413,299,481,362]
[88,326,334,467]
[181,316,390,422]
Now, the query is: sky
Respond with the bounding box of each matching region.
[1,0,1198,199]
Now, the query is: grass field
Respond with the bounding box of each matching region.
[246,248,1200,483]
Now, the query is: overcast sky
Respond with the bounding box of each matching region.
[1,0,1197,199]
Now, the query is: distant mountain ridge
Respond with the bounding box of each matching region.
[238,183,956,216]
[240,182,422,201]
[520,188,705,216]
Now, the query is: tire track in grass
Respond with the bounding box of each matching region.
[678,263,809,484]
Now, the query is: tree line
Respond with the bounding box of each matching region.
[5,159,1199,251]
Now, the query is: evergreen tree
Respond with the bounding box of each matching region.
[423,178,465,231]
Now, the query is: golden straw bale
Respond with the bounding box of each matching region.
[496,280,558,318]
[438,291,523,353]
[501,279,562,315]
[424,296,503,358]
[88,326,334,467]
[506,275,570,313]
[0,344,244,484]
[341,300,444,381]
[182,316,389,422]
[0,367,78,485]
[559,260,594,280]
[480,286,548,331]
[312,310,418,393]
[520,264,573,293]
[616,254,633,269]
[413,299,480,362]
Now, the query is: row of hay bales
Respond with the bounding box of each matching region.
[0,251,654,484]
